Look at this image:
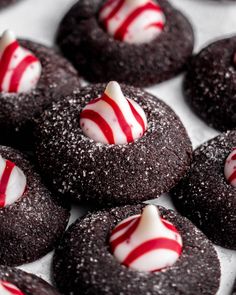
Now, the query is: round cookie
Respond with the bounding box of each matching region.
[35,83,192,206]
[0,145,70,266]
[232,279,236,295]
[56,0,194,87]
[0,0,18,9]
[0,35,80,150]
[0,266,60,295]
[171,131,236,249]
[184,36,236,131]
[53,204,221,295]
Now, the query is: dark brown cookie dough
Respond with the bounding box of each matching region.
[0,39,80,150]
[0,0,18,8]
[56,0,194,87]
[171,131,236,249]
[233,279,236,295]
[0,145,70,266]
[184,36,236,131]
[53,204,221,295]
[0,266,60,295]
[35,84,192,207]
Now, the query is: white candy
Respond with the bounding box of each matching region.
[80,81,147,144]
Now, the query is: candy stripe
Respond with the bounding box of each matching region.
[122,238,182,266]
[162,219,178,233]
[0,41,18,91]
[111,216,137,235]
[103,0,125,29]
[110,217,140,252]
[145,21,164,30]
[0,160,15,208]
[101,93,133,143]
[114,3,161,40]
[1,281,24,295]
[228,170,236,184]
[80,109,115,144]
[128,100,146,133]
[9,55,38,92]
[231,154,236,160]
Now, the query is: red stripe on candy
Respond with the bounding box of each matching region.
[111,216,137,236]
[228,170,236,184]
[2,281,24,295]
[128,100,146,133]
[122,238,182,267]
[114,2,161,41]
[110,217,140,253]
[145,21,164,30]
[162,219,178,233]
[231,154,236,160]
[0,41,18,91]
[8,55,38,92]
[0,160,15,208]
[80,109,115,144]
[101,93,133,143]
[103,0,125,29]
[100,0,117,15]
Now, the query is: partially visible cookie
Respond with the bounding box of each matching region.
[232,279,236,295]
[0,266,60,295]
[184,36,236,131]
[0,30,80,150]
[0,145,70,266]
[172,131,236,249]
[0,0,18,9]
[56,0,194,86]
[53,204,221,295]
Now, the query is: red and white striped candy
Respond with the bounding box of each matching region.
[109,205,182,272]
[80,81,147,144]
[0,155,26,208]
[224,148,236,187]
[0,30,41,93]
[0,281,25,295]
[99,0,165,44]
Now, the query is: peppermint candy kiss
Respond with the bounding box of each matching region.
[0,30,42,93]
[99,0,165,44]
[224,148,236,187]
[0,281,25,295]
[110,205,183,272]
[80,81,147,144]
[0,155,26,208]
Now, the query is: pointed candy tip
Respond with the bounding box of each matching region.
[1,29,15,41]
[142,204,160,217]
[105,81,124,100]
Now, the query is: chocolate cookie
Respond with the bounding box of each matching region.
[35,83,192,207]
[184,36,236,131]
[171,131,236,249]
[232,279,236,295]
[0,145,70,266]
[0,30,80,150]
[53,204,221,295]
[0,0,18,8]
[0,266,60,295]
[56,0,194,87]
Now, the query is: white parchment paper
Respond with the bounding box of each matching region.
[0,0,235,294]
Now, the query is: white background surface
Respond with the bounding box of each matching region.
[0,0,235,294]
